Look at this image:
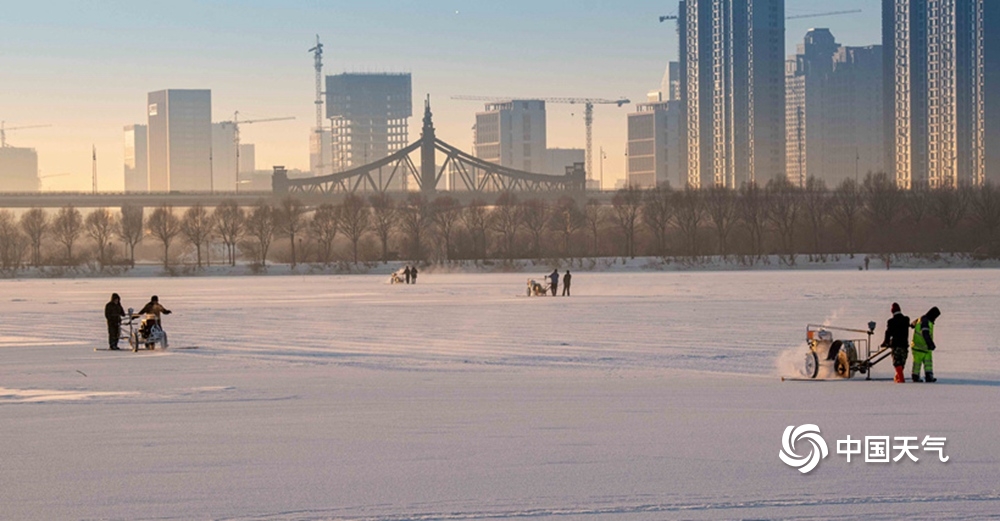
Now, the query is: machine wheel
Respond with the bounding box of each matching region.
[804,349,819,379]
[835,343,859,379]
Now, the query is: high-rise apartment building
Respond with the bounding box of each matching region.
[884,0,993,188]
[627,100,683,188]
[147,89,212,192]
[680,0,786,188]
[474,100,548,174]
[123,124,148,192]
[0,147,39,192]
[986,1,999,183]
[326,73,412,190]
[211,122,236,192]
[786,30,884,188]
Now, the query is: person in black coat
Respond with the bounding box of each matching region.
[562,271,572,296]
[104,293,126,350]
[411,266,418,284]
[404,265,412,284]
[881,302,910,383]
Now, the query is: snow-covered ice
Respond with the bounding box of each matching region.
[1,270,998,520]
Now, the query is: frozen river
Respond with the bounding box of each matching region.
[1,270,999,519]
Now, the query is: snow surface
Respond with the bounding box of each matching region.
[1,270,999,520]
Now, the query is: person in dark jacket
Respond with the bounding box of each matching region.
[562,271,572,296]
[911,307,941,383]
[104,293,126,350]
[881,302,911,383]
[549,270,559,296]
[404,265,412,284]
[411,266,418,284]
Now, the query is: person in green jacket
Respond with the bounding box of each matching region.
[911,307,941,383]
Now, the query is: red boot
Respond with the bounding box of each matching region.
[894,366,905,383]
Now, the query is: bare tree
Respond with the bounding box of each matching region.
[642,186,673,256]
[275,197,307,268]
[117,204,144,268]
[84,208,116,268]
[214,200,244,266]
[863,172,903,254]
[461,198,490,263]
[765,177,801,266]
[705,185,738,259]
[520,199,550,259]
[970,183,1000,254]
[244,201,276,266]
[904,184,931,227]
[831,178,864,257]
[431,196,462,262]
[338,194,370,264]
[549,196,585,257]
[147,206,181,269]
[738,183,767,264]
[673,187,706,258]
[369,193,398,264]
[490,192,524,260]
[0,210,29,275]
[584,198,605,257]
[611,187,643,259]
[933,185,972,231]
[309,203,340,265]
[801,178,829,260]
[19,208,48,267]
[181,204,213,268]
[399,193,432,262]
[52,205,83,265]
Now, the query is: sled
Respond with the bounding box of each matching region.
[126,309,169,352]
[526,279,550,297]
[802,322,889,380]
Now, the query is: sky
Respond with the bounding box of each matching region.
[0,0,880,192]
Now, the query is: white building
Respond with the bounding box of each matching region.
[0,147,39,192]
[627,100,683,188]
[123,124,147,192]
[211,122,236,192]
[474,100,547,174]
[147,89,212,192]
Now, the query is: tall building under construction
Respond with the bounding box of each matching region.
[883,0,998,188]
[326,73,412,190]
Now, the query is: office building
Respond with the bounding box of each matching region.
[986,0,1000,183]
[680,0,786,188]
[326,73,412,190]
[884,0,992,188]
[211,122,236,192]
[786,30,884,187]
[123,124,148,192]
[627,100,683,188]
[0,147,39,192]
[147,89,212,192]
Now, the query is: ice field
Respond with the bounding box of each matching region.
[2,269,999,520]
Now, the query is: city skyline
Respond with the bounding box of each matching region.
[1,0,881,192]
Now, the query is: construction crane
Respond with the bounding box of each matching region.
[451,96,630,181]
[660,9,862,24]
[218,111,295,192]
[1,121,52,147]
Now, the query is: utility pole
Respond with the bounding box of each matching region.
[600,146,606,191]
[92,145,97,194]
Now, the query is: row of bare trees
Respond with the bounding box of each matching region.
[2,173,999,274]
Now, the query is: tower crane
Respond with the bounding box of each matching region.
[451,96,630,181]
[660,9,863,24]
[218,111,295,192]
[1,121,53,147]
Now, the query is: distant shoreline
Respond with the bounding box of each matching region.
[3,253,998,280]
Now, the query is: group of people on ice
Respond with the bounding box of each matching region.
[390,265,419,285]
[528,269,572,297]
[881,303,942,383]
[104,293,171,350]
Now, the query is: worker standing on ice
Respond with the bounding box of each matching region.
[104,293,126,350]
[562,270,572,296]
[411,265,418,284]
[881,302,910,383]
[911,307,941,383]
[404,266,412,284]
[549,270,559,296]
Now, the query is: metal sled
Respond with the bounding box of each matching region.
[126,309,168,352]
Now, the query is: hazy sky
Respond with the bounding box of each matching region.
[1,0,880,191]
